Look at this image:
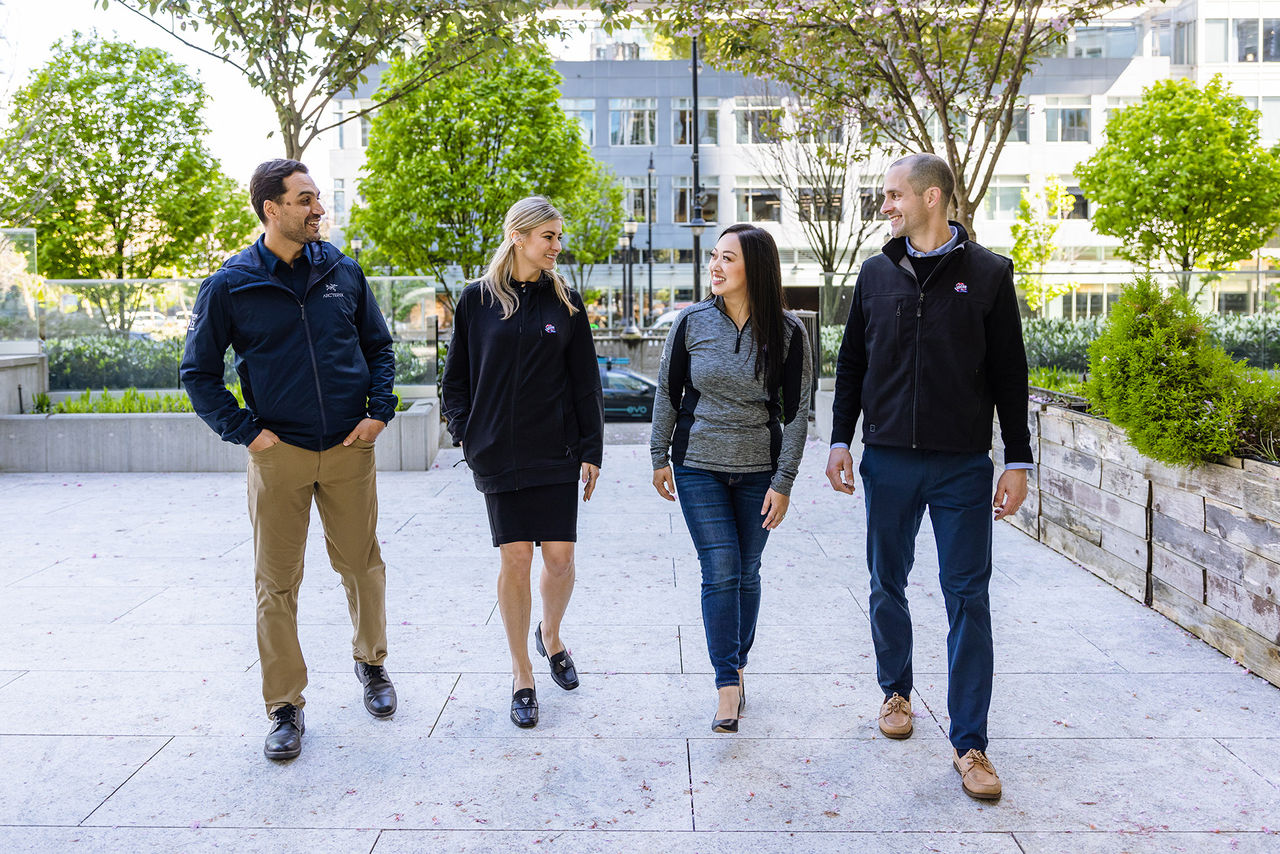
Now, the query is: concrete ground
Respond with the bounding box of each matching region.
[1,433,1278,853]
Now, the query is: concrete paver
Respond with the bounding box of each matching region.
[1,436,1277,851]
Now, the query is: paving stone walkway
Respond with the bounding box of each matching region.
[1,437,1278,853]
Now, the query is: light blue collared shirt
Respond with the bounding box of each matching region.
[831,224,1033,471]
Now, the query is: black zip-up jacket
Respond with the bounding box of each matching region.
[181,238,397,451]
[831,222,1032,463]
[441,276,604,494]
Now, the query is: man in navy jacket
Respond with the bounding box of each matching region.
[825,153,1031,800]
[181,159,398,761]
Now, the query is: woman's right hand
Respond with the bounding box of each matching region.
[652,465,676,501]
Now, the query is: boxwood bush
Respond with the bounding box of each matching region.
[1085,276,1280,465]
[45,336,433,389]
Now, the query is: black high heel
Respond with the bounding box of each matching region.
[738,674,746,716]
[712,682,741,733]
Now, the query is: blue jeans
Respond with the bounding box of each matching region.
[673,464,774,688]
[859,446,995,753]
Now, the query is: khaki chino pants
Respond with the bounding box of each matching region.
[247,438,387,715]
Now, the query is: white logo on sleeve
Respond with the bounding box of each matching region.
[187,312,199,330]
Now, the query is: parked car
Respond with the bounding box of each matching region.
[599,359,658,421]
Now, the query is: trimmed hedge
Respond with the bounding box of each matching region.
[45,336,434,390]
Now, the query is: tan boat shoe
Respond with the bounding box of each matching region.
[877,692,913,739]
[953,748,1002,799]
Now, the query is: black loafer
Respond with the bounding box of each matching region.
[355,662,397,718]
[264,703,304,760]
[535,622,579,690]
[511,682,538,728]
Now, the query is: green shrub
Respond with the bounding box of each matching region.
[1085,276,1280,465]
[1204,312,1280,369]
[819,325,842,377]
[45,336,186,390]
[1021,317,1100,371]
[1028,366,1086,397]
[53,388,195,413]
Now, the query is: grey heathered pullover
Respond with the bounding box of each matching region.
[649,298,812,495]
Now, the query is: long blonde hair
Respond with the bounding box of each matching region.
[480,196,579,319]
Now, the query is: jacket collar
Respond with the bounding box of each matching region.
[883,220,970,265]
[219,236,343,288]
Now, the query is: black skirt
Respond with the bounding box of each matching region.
[484,481,579,547]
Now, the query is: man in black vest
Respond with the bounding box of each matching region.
[825,153,1032,799]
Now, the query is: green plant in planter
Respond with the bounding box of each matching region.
[1086,276,1280,465]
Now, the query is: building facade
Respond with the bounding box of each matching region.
[327,2,1280,322]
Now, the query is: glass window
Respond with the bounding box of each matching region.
[1205,19,1229,63]
[1265,19,1280,61]
[1009,108,1028,142]
[798,186,843,222]
[736,179,782,223]
[1173,20,1194,64]
[622,176,656,224]
[334,109,345,148]
[859,186,886,220]
[1236,19,1259,62]
[734,97,781,145]
[1151,22,1171,57]
[1065,184,1089,220]
[1261,98,1280,142]
[360,115,371,148]
[673,176,719,224]
[332,179,346,217]
[561,98,595,146]
[982,176,1028,220]
[609,98,656,146]
[1046,98,1091,142]
[673,97,718,145]
[607,371,650,392]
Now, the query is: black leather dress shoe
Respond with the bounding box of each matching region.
[535,622,579,690]
[355,662,397,718]
[511,682,538,728]
[264,703,304,760]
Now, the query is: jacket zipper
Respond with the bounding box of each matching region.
[299,301,328,440]
[905,245,961,449]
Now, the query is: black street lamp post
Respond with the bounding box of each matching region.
[623,219,640,335]
[647,153,655,321]
[679,36,712,303]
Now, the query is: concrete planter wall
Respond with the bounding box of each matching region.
[0,353,47,415]
[995,405,1280,687]
[0,399,439,473]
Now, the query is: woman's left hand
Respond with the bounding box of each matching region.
[581,462,600,501]
[760,488,789,530]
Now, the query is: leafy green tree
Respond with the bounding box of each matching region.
[350,47,591,310]
[559,161,625,293]
[1010,176,1076,316]
[116,0,568,159]
[0,34,253,332]
[648,0,1121,237]
[1076,76,1280,290]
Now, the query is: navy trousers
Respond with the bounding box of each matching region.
[859,445,995,753]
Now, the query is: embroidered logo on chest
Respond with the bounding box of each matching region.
[323,281,342,298]
[544,323,557,334]
[954,282,968,293]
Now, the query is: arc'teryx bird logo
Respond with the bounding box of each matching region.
[323,281,342,298]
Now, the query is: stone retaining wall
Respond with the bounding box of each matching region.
[0,399,440,473]
[996,405,1280,687]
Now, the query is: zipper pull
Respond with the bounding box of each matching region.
[916,293,924,318]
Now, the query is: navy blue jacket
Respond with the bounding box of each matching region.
[441,276,604,493]
[831,222,1032,463]
[180,238,396,451]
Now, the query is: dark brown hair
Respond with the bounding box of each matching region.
[249,159,309,224]
[719,223,789,389]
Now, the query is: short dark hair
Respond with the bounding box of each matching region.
[250,159,309,224]
[891,153,954,208]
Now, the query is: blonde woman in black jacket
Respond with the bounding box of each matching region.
[441,196,604,729]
